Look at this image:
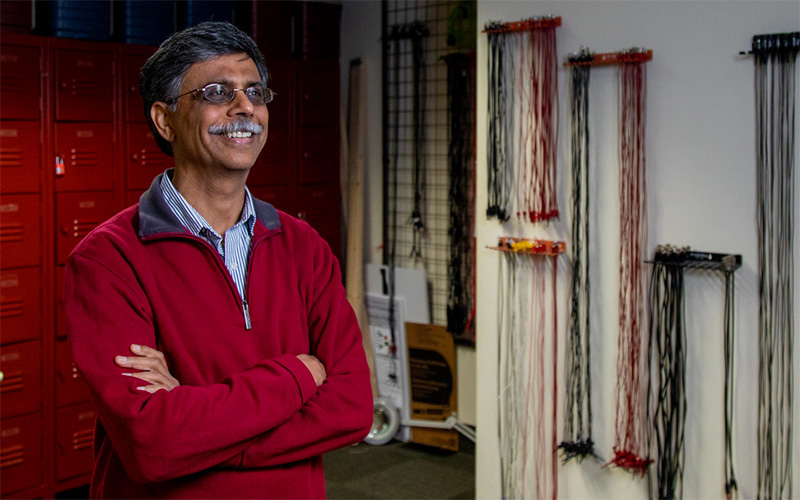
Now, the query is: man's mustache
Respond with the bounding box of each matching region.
[208,121,263,135]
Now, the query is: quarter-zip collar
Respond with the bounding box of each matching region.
[138,170,281,241]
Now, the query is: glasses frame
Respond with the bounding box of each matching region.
[172,83,276,106]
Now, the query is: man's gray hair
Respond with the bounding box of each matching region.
[140,21,268,156]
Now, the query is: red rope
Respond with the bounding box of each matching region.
[612,61,649,472]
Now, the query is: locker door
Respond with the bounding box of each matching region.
[248,184,294,216]
[0,267,41,344]
[250,1,295,59]
[249,125,290,186]
[300,2,341,60]
[126,122,172,190]
[0,44,40,120]
[0,413,42,496]
[297,127,338,185]
[54,122,114,192]
[56,338,90,407]
[297,62,338,128]
[265,60,292,128]
[56,404,95,481]
[54,48,113,122]
[0,193,41,269]
[0,340,42,419]
[0,121,40,194]
[55,191,115,264]
[55,265,67,339]
[123,52,153,123]
[297,184,340,261]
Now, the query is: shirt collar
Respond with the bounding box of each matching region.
[160,169,256,238]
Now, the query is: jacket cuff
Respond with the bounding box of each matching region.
[273,354,317,406]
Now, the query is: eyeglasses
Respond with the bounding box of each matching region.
[173,83,275,106]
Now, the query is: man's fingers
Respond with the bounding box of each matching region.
[123,371,180,391]
[136,384,168,394]
[130,344,168,365]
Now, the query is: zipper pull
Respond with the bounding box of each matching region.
[242,300,252,330]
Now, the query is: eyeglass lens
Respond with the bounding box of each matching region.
[202,84,274,105]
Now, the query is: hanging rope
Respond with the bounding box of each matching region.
[486,24,515,221]
[611,54,651,475]
[493,239,563,500]
[518,23,559,223]
[443,53,475,337]
[559,50,596,463]
[723,266,737,498]
[754,31,798,500]
[646,245,688,500]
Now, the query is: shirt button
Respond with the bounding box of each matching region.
[230,262,239,271]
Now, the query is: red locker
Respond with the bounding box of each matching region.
[55,191,115,264]
[297,184,340,260]
[249,125,290,186]
[248,184,294,215]
[56,404,95,481]
[0,121,41,194]
[126,189,145,208]
[56,338,90,408]
[0,44,40,120]
[55,265,67,339]
[54,48,113,122]
[54,122,114,192]
[297,127,338,185]
[0,340,42,419]
[126,122,172,190]
[0,267,41,345]
[300,2,341,60]
[297,62,338,128]
[250,1,296,59]
[0,193,41,269]
[123,51,154,123]
[265,60,292,128]
[0,413,42,496]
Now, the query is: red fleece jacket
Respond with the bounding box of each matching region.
[64,174,373,498]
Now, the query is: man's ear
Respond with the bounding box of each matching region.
[150,102,174,143]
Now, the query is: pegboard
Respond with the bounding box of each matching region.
[382,0,476,339]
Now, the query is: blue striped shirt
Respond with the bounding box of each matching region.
[160,171,256,301]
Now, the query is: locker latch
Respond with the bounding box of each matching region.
[55,155,65,176]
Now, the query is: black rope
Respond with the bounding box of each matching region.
[387,22,430,260]
[646,247,688,500]
[723,269,738,497]
[486,23,513,221]
[754,31,797,500]
[443,53,474,337]
[559,55,597,463]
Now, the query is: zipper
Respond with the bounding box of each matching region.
[242,300,252,330]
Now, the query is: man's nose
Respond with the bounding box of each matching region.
[228,89,255,115]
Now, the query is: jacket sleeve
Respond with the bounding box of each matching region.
[226,231,374,468]
[65,251,319,484]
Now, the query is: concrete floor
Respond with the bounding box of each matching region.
[324,436,475,499]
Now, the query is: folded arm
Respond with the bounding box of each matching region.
[66,253,320,483]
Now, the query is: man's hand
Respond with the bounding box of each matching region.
[115,344,181,394]
[296,354,326,387]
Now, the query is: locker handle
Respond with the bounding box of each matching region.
[55,155,65,176]
[297,212,307,221]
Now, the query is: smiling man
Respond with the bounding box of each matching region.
[63,22,372,499]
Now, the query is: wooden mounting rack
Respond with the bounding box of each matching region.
[565,49,653,67]
[488,237,566,256]
[483,16,562,35]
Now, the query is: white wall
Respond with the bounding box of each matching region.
[475,1,799,499]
